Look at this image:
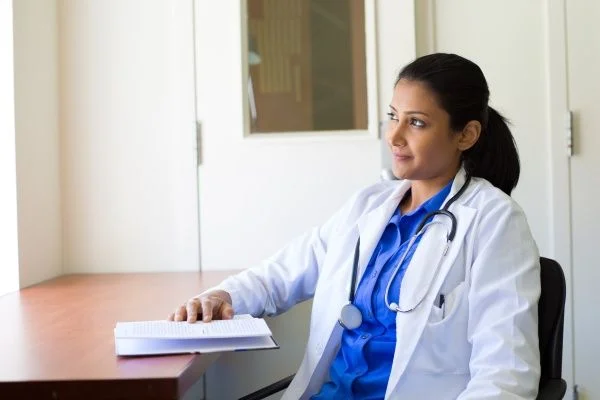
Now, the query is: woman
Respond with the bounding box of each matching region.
[169,53,541,399]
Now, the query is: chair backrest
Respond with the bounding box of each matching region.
[538,257,566,381]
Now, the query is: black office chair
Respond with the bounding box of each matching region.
[537,257,567,400]
[240,257,567,400]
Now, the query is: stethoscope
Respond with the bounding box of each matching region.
[338,176,472,330]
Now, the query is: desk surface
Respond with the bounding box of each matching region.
[0,271,238,400]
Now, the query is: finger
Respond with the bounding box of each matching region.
[201,298,213,322]
[167,313,175,321]
[220,302,234,320]
[174,305,187,322]
[186,298,200,323]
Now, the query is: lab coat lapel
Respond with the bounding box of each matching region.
[355,180,411,285]
[396,169,470,309]
[397,205,475,310]
[385,173,477,398]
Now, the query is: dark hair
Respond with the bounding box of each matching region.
[396,53,520,195]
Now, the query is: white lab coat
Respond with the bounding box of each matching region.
[213,168,541,399]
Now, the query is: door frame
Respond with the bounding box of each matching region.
[545,0,574,394]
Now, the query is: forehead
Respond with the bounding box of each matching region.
[391,79,443,113]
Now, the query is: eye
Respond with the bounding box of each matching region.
[409,117,426,128]
[386,112,399,122]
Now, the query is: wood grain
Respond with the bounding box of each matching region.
[0,271,238,399]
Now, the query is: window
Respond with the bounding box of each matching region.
[246,0,367,133]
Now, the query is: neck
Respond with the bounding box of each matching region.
[400,169,459,214]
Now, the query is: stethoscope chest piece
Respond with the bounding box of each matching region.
[338,303,363,330]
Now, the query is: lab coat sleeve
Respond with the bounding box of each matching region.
[457,199,541,400]
[208,191,361,317]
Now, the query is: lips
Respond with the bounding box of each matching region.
[392,152,413,160]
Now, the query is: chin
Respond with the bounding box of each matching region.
[392,168,411,181]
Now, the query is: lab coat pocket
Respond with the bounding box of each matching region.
[412,281,470,374]
[428,281,467,326]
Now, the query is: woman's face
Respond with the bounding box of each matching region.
[386,79,463,183]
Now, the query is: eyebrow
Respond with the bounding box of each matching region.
[388,105,430,117]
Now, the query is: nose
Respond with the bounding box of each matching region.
[386,119,407,148]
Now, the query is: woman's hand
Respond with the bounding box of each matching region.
[168,290,234,323]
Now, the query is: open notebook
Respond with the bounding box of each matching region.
[114,315,278,356]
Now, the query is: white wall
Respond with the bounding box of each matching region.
[13,0,63,288]
[58,0,200,273]
[0,0,20,297]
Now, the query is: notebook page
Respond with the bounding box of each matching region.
[114,315,271,339]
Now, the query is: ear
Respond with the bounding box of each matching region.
[457,120,481,151]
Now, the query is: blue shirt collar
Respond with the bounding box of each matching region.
[400,179,454,217]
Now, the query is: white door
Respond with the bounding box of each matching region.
[566,1,600,398]
[193,1,416,398]
[194,0,415,272]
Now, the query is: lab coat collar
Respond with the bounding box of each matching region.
[354,167,471,285]
[355,181,410,282]
[443,167,470,210]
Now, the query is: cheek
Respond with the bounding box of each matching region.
[415,136,457,164]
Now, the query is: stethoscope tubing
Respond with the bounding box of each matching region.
[345,175,472,316]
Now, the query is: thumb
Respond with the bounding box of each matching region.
[221,302,234,320]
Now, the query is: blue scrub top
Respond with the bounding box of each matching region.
[312,181,453,399]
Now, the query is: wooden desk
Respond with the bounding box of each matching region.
[0,271,238,400]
